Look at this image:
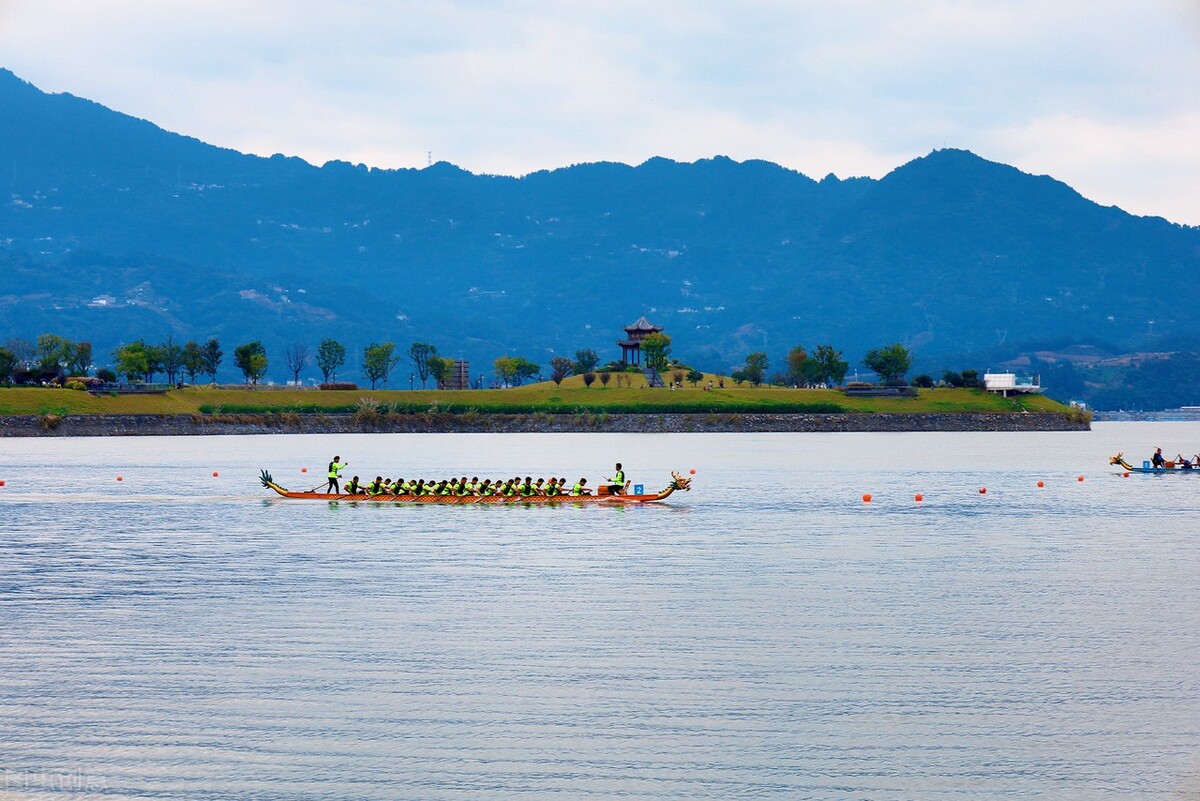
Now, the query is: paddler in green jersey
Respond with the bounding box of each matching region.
[571,478,590,496]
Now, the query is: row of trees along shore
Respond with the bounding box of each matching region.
[1,333,941,390]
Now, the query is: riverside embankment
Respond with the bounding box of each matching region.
[0,382,1088,436]
[0,410,1089,437]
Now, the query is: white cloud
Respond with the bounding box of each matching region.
[988,111,1200,220]
[2,0,1199,221]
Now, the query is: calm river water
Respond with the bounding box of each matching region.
[1,424,1198,800]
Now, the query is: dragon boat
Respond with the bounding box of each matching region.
[1109,453,1200,474]
[260,470,693,504]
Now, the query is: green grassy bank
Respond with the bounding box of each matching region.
[0,379,1076,418]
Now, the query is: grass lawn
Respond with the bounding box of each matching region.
[0,377,1073,417]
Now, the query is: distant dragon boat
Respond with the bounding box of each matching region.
[260,470,694,504]
[1109,453,1200,474]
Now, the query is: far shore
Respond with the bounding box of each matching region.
[0,381,1088,436]
[0,410,1089,437]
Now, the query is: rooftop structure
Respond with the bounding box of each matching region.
[983,372,1044,397]
[618,316,663,366]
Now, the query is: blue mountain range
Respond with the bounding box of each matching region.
[2,67,1197,386]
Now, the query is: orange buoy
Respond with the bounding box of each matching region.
[1036,480,1044,488]
[116,476,124,482]
[0,479,5,487]
[1077,475,1084,482]
[914,493,924,502]
[689,468,696,475]
[301,467,308,473]
[979,487,987,494]
[1123,472,1130,478]
[862,493,872,503]
[212,471,219,477]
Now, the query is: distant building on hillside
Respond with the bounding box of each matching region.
[617,315,663,366]
[444,359,470,390]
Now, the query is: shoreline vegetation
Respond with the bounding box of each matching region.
[0,380,1089,436]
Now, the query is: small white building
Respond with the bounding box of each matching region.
[984,372,1044,397]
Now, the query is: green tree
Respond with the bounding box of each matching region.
[494,356,539,387]
[316,339,346,383]
[67,341,93,376]
[201,338,223,384]
[640,332,672,371]
[234,341,268,384]
[494,356,518,388]
[36,334,72,373]
[813,344,849,386]
[686,368,703,386]
[409,342,437,388]
[512,357,539,386]
[573,348,600,375]
[143,343,165,382]
[182,341,204,384]
[429,356,454,389]
[160,336,185,385]
[730,369,747,386]
[743,352,769,386]
[863,343,913,385]
[549,356,573,385]
[0,347,17,383]
[114,340,150,382]
[362,342,398,389]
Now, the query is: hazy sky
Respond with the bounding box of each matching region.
[3,1,1199,222]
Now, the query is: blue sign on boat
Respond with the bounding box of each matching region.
[634,484,644,495]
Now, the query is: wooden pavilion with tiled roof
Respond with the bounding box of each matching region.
[618,315,664,366]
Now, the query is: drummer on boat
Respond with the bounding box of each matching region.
[605,463,626,496]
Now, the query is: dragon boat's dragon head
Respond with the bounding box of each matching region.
[668,471,693,492]
[1109,453,1135,470]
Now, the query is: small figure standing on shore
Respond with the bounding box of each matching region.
[327,455,348,493]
